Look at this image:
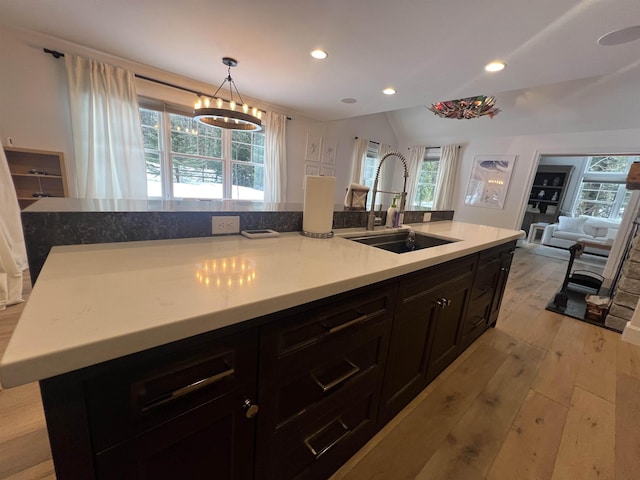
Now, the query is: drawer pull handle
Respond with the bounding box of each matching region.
[473,316,486,327]
[304,418,350,459]
[141,368,235,412]
[325,314,369,334]
[436,297,451,308]
[311,358,360,393]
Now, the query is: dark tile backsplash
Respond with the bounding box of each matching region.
[22,208,453,283]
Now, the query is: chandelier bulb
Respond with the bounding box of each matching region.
[230,100,236,111]
[195,99,202,109]
[204,98,210,107]
[217,98,223,108]
[243,104,249,113]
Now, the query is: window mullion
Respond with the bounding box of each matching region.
[223,129,232,199]
[161,111,173,199]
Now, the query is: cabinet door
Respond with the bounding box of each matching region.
[489,244,516,325]
[86,328,259,480]
[95,393,257,480]
[425,274,473,382]
[380,255,475,424]
[379,279,439,423]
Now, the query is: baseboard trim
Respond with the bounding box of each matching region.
[622,322,640,346]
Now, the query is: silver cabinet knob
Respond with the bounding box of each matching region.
[436,298,451,308]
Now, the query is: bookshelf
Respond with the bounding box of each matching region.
[521,165,574,235]
[4,147,68,210]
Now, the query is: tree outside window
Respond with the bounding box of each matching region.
[140,108,265,200]
[572,155,636,220]
[413,158,440,208]
[361,143,379,189]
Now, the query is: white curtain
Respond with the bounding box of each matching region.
[0,148,26,309]
[65,54,147,199]
[263,111,287,203]
[350,137,370,183]
[433,144,460,210]
[406,146,426,207]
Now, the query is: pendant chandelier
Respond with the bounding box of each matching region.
[426,95,501,120]
[193,57,263,131]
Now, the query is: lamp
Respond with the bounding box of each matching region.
[426,95,501,120]
[193,57,263,131]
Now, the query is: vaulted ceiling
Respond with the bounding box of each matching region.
[2,0,640,138]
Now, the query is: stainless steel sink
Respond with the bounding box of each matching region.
[344,230,458,254]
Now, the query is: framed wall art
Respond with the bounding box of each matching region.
[322,140,337,164]
[305,133,322,162]
[464,155,516,209]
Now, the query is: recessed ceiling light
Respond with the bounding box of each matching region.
[341,97,357,104]
[310,49,328,59]
[382,87,397,95]
[485,61,506,72]
[598,25,640,46]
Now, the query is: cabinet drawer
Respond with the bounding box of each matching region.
[257,376,379,480]
[398,254,476,304]
[272,333,385,428]
[272,285,396,358]
[85,329,258,452]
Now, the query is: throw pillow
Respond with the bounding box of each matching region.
[558,216,587,234]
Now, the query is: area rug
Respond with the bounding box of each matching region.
[545,287,621,332]
[530,244,621,331]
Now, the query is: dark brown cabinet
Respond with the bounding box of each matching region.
[379,255,475,423]
[255,284,396,480]
[41,329,259,480]
[39,241,515,480]
[461,242,512,348]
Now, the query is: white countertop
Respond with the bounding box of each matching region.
[0,221,521,388]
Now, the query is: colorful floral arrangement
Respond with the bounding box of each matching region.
[426,95,501,119]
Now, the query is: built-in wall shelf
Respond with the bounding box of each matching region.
[521,165,574,236]
[4,147,68,210]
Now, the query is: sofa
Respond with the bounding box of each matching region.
[541,215,620,256]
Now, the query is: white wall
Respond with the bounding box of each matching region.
[394,129,640,230]
[7,24,640,229]
[0,26,400,205]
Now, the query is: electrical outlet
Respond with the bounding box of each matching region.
[212,216,240,235]
[423,212,432,222]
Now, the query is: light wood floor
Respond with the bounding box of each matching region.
[1,246,639,479]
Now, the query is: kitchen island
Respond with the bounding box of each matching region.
[0,221,521,480]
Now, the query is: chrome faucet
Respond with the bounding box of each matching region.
[366,151,409,230]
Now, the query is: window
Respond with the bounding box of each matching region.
[412,152,441,208]
[140,107,265,200]
[572,155,637,220]
[361,142,380,190]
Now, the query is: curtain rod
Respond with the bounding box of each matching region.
[407,145,461,150]
[43,48,291,120]
[354,136,380,145]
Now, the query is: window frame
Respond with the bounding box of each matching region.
[140,103,265,201]
[361,142,380,187]
[571,155,637,220]
[411,151,441,209]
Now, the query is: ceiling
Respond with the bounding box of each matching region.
[1,0,640,128]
